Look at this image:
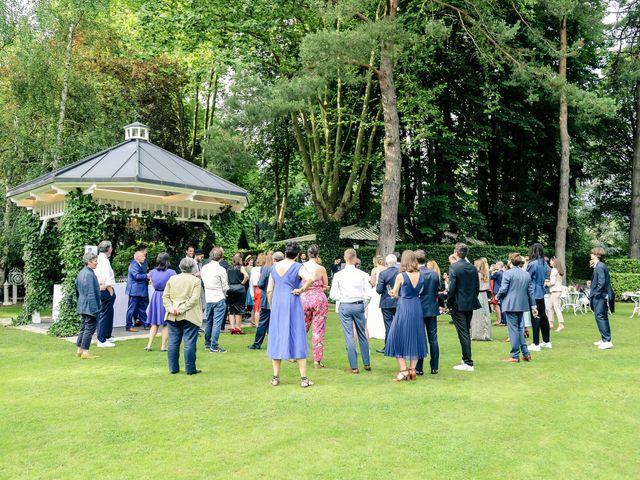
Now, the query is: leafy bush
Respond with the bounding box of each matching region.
[610,273,640,294]
[111,241,168,278]
[607,259,640,274]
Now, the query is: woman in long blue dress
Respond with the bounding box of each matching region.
[385,250,428,381]
[267,242,315,387]
[145,253,177,352]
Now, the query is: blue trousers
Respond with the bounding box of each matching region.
[416,316,439,372]
[381,307,396,344]
[126,295,148,329]
[505,312,530,359]
[339,303,370,369]
[592,298,611,342]
[76,314,97,350]
[97,290,116,342]
[203,299,227,349]
[168,320,200,374]
[251,308,271,348]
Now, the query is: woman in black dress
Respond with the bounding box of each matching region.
[228,252,249,334]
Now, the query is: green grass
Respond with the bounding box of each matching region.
[1,305,639,479]
[0,303,52,319]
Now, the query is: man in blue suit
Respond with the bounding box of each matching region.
[415,250,440,375]
[375,253,400,353]
[589,247,614,350]
[490,261,506,326]
[125,244,150,332]
[248,251,284,349]
[497,253,538,362]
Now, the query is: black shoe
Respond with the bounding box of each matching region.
[247,345,260,350]
[210,348,227,353]
[430,369,438,375]
[187,369,202,375]
[415,370,424,376]
[375,348,385,354]
[170,370,179,374]
[134,320,142,327]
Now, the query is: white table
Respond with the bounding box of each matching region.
[52,283,156,327]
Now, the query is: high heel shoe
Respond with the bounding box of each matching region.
[237,329,246,335]
[408,369,417,381]
[392,370,409,382]
[229,328,238,335]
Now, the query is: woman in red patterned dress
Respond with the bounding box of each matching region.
[301,244,329,368]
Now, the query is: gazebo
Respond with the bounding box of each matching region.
[7,123,248,222]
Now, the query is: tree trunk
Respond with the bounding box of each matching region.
[189,84,200,162]
[53,21,78,169]
[630,79,640,258]
[376,0,401,256]
[275,154,290,237]
[554,15,570,268]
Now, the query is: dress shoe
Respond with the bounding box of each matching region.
[126,328,139,332]
[430,369,438,375]
[134,320,142,327]
[187,369,202,375]
[522,355,532,362]
[344,368,359,374]
[169,370,179,374]
[363,365,371,371]
[247,345,260,350]
[415,370,424,376]
[502,357,520,363]
[375,348,385,354]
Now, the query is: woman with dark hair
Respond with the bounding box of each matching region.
[228,252,249,334]
[146,252,177,351]
[526,243,552,351]
[300,244,329,368]
[589,247,614,349]
[267,242,315,387]
[385,250,427,381]
[546,257,566,332]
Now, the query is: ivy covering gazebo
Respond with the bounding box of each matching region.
[8,123,248,335]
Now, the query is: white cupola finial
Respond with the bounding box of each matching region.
[124,122,150,141]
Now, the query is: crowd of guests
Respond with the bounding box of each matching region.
[74,239,616,385]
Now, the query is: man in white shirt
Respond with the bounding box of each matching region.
[330,248,372,374]
[95,240,116,347]
[201,246,229,353]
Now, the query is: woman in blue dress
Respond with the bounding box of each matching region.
[266,242,315,387]
[145,253,177,352]
[385,250,428,381]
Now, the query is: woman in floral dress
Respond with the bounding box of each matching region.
[301,244,329,368]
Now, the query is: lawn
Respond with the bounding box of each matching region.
[1,305,638,479]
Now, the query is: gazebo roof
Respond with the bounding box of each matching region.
[7,124,248,222]
[279,225,401,244]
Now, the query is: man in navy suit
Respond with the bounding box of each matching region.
[589,247,614,350]
[415,250,440,375]
[491,261,506,326]
[497,253,538,362]
[375,253,400,353]
[125,244,150,332]
[447,243,480,372]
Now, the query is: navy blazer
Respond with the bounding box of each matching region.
[125,259,149,297]
[76,266,101,316]
[376,266,399,309]
[447,259,481,311]
[526,258,549,300]
[497,267,535,313]
[490,270,503,294]
[419,265,440,317]
[590,262,613,301]
[257,265,272,311]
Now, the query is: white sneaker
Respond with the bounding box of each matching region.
[593,340,604,346]
[528,343,541,351]
[598,341,614,350]
[540,342,553,349]
[453,363,474,372]
[107,337,116,342]
[97,340,115,348]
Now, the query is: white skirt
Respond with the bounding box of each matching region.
[366,288,385,339]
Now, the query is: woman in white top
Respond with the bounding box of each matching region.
[366,255,386,340]
[545,257,566,332]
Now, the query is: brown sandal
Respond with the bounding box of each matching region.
[270,375,279,386]
[392,370,410,382]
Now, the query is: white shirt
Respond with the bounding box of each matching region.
[201,260,229,303]
[249,266,262,290]
[330,265,371,304]
[95,252,115,287]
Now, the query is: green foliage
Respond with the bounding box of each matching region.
[607,259,640,274]
[610,273,640,294]
[14,215,60,325]
[110,241,168,278]
[49,191,104,337]
[315,220,342,268]
[210,210,245,256]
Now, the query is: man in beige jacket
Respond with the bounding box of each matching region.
[163,257,203,375]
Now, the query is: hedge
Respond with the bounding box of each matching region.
[607,259,640,274]
[610,273,640,294]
